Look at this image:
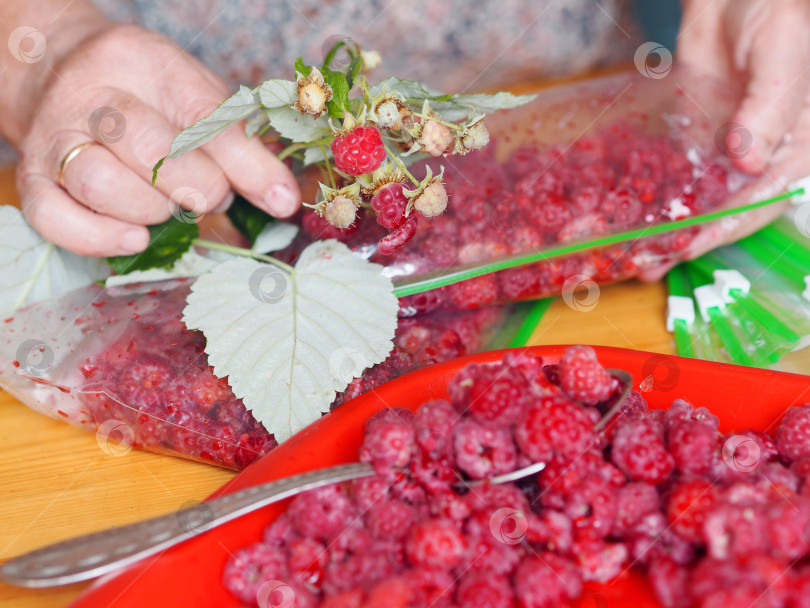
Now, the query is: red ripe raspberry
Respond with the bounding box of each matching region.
[604,187,642,228]
[768,498,810,560]
[370,182,408,230]
[452,419,517,479]
[222,543,288,604]
[611,419,675,484]
[613,482,660,536]
[331,125,386,175]
[408,568,457,606]
[366,499,415,540]
[462,512,522,575]
[514,554,582,608]
[666,478,719,544]
[287,485,353,541]
[359,410,415,475]
[703,503,769,560]
[526,510,573,553]
[456,572,514,608]
[532,192,573,236]
[377,214,418,255]
[572,537,628,583]
[775,405,810,462]
[564,475,618,539]
[287,537,328,585]
[514,393,596,462]
[446,274,499,309]
[558,345,614,405]
[447,362,531,426]
[405,518,466,569]
[668,420,718,476]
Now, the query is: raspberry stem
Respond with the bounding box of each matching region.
[194,239,295,274]
[277,138,333,161]
[412,113,463,132]
[319,142,337,189]
[383,142,420,186]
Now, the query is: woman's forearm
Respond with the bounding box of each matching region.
[0,0,110,145]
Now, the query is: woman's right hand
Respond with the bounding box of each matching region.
[1,4,300,257]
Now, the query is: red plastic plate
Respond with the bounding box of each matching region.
[70,346,810,607]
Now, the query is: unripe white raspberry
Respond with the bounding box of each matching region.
[375,100,401,129]
[461,122,489,151]
[420,120,454,156]
[323,195,357,229]
[413,181,448,217]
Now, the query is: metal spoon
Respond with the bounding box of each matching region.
[0,369,632,588]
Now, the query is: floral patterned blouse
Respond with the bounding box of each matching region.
[0,0,637,163]
[91,0,638,90]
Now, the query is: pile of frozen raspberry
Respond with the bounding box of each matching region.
[300,122,734,314]
[75,283,503,469]
[223,345,810,608]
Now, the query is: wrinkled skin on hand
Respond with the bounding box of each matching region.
[6,18,300,256]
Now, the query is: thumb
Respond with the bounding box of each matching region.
[202,125,301,217]
[728,6,810,174]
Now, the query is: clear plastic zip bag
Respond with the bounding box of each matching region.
[281,69,769,314]
[0,278,529,469]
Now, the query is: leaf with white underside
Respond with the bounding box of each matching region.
[153,86,261,179]
[251,222,299,254]
[105,250,217,287]
[257,79,297,108]
[182,240,398,441]
[303,145,332,166]
[264,106,331,143]
[0,206,109,314]
[369,77,537,121]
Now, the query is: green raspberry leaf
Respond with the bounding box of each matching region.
[107,216,199,275]
[294,57,312,78]
[346,56,364,90]
[226,195,276,246]
[321,40,348,71]
[322,67,350,119]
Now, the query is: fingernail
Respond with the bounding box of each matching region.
[121,229,149,254]
[264,184,299,217]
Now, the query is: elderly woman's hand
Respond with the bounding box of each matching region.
[0,4,300,257]
[640,0,810,280]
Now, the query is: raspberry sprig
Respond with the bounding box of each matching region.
[156,40,535,256]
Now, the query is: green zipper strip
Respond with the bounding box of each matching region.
[391,188,803,298]
[682,261,755,365]
[754,225,810,271]
[736,236,806,290]
[665,264,696,358]
[689,253,799,350]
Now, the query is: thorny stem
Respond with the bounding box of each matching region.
[194,239,295,274]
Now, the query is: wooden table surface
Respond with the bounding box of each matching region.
[0,151,805,606]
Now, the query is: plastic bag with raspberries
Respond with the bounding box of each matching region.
[0,279,515,470]
[283,70,758,315]
[222,346,810,608]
